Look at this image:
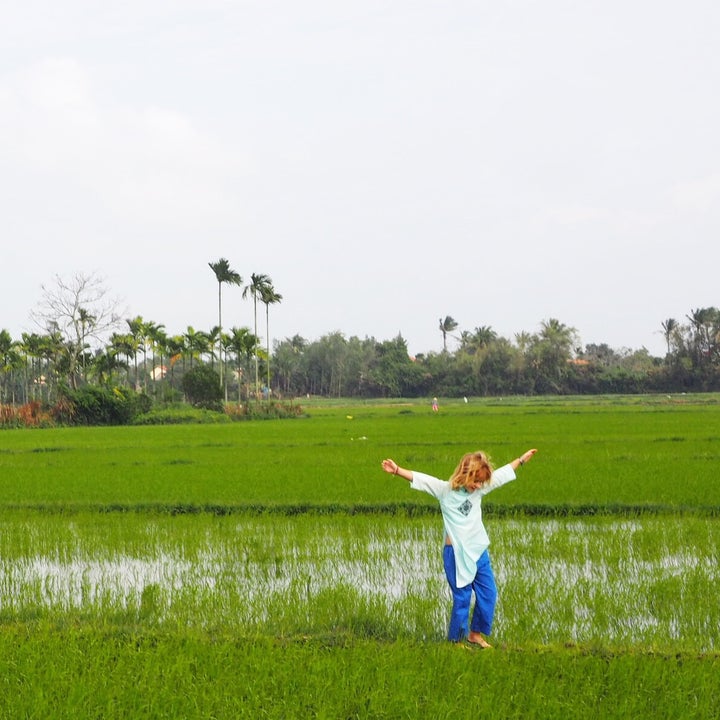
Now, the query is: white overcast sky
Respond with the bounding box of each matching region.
[2,0,719,357]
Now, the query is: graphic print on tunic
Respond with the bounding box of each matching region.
[459,498,472,516]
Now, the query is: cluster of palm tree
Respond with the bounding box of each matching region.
[208,259,283,398]
[105,319,256,398]
[662,308,720,368]
[0,319,251,406]
[0,261,283,406]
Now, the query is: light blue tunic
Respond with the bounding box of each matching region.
[410,464,516,587]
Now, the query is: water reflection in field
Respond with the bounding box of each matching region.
[495,519,719,648]
[1,516,718,650]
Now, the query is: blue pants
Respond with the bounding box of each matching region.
[442,545,498,642]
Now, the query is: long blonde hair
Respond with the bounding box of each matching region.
[449,451,494,490]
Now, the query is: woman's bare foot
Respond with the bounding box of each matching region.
[467,632,492,648]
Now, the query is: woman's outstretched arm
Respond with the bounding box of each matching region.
[381,458,413,482]
[509,448,538,471]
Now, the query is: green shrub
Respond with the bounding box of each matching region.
[58,386,151,426]
[182,365,223,411]
[132,407,231,425]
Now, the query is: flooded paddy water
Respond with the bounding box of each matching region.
[1,513,717,652]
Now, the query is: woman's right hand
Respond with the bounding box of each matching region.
[381,458,399,474]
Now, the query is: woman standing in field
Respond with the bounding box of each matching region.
[381,447,537,647]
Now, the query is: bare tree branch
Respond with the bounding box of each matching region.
[31,272,126,388]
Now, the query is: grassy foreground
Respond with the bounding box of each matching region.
[1,395,719,718]
[3,629,718,720]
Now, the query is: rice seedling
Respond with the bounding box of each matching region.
[1,626,716,720]
[1,511,718,655]
[1,397,719,511]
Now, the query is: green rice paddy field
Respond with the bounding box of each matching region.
[1,394,719,718]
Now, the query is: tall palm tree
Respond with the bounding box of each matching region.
[166,335,186,389]
[661,318,678,357]
[227,326,257,403]
[260,282,282,394]
[28,330,58,403]
[461,325,497,354]
[77,307,96,383]
[145,321,167,388]
[90,349,126,387]
[20,332,43,402]
[514,331,533,354]
[183,326,210,369]
[273,334,307,395]
[539,318,577,355]
[206,325,222,369]
[43,330,65,403]
[126,316,147,390]
[0,329,18,404]
[685,307,719,366]
[220,330,232,401]
[109,332,137,387]
[208,259,242,386]
[243,273,272,398]
[439,316,459,352]
[473,325,497,348]
[534,318,578,389]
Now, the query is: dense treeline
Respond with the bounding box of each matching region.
[1,271,718,410]
[272,310,720,397]
[2,307,719,411]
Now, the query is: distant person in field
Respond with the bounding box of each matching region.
[432,397,439,412]
[381,447,538,647]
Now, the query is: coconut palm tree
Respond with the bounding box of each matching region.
[533,318,578,391]
[661,318,678,357]
[461,325,497,354]
[685,307,720,367]
[538,318,577,357]
[208,259,242,386]
[243,273,272,398]
[473,326,497,348]
[438,316,459,352]
[260,282,282,394]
